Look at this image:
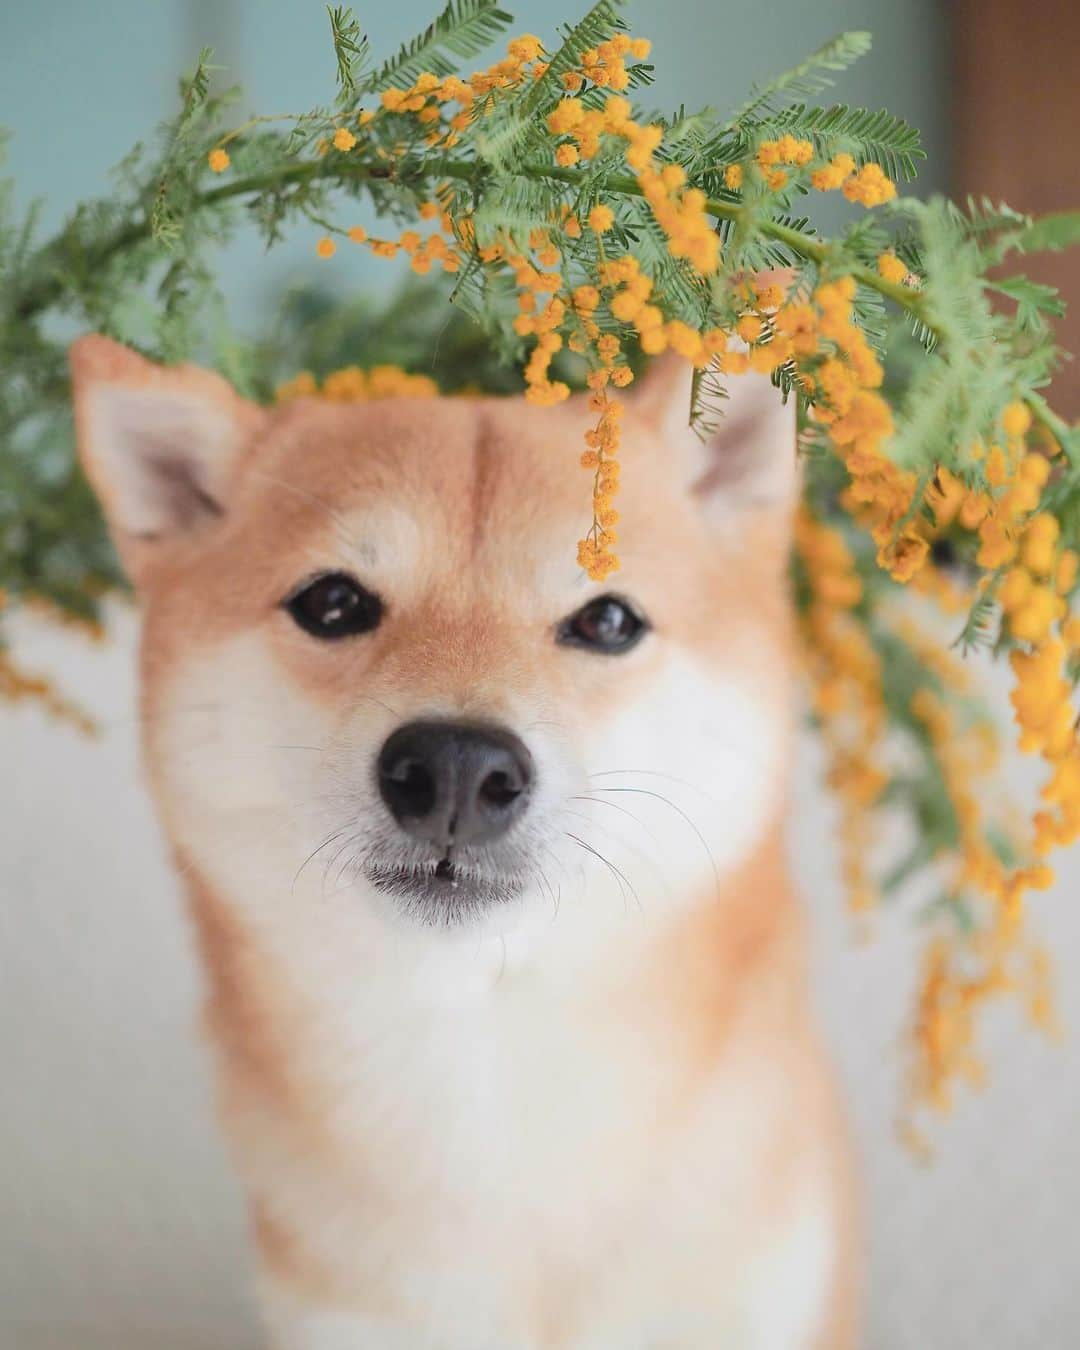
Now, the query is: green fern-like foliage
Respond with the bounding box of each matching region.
[327,7,370,96]
[768,104,925,181]
[727,30,874,126]
[519,1,627,114]
[364,0,513,92]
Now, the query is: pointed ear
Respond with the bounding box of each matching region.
[69,335,268,581]
[633,350,798,523]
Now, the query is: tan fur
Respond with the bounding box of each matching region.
[70,333,859,1349]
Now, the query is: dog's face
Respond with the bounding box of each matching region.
[71,336,795,936]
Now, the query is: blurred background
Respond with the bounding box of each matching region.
[2,1,1079,1346]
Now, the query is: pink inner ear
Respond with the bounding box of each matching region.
[83,384,242,537]
[691,375,798,511]
[631,352,797,511]
[81,380,263,537]
[70,335,268,543]
[113,390,229,532]
[691,402,782,501]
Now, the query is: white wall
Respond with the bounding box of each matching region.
[3,606,1080,1349]
[1,611,259,1350]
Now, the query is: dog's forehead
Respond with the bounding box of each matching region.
[257,394,601,497]
[242,393,679,564]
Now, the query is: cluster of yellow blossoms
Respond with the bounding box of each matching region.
[377,33,549,146]
[0,649,98,736]
[770,274,932,583]
[1012,639,1080,852]
[209,29,908,585]
[794,508,886,916]
[771,250,1076,1118]
[795,372,1078,1114]
[905,637,1058,1115]
[560,32,651,94]
[0,594,102,736]
[727,137,898,207]
[911,923,1057,1127]
[314,213,464,275]
[918,412,1080,876]
[796,490,1067,1118]
[275,364,438,403]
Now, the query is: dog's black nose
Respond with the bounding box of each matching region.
[377,720,534,848]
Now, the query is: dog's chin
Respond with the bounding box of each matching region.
[364,858,525,924]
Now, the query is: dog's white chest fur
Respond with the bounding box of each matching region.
[196,865,837,1350]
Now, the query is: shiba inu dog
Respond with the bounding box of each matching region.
[70,331,857,1349]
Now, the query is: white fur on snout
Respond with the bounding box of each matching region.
[152,632,784,950]
[151,633,352,822]
[565,648,785,911]
[150,630,579,950]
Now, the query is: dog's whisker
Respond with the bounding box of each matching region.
[568,792,665,856]
[330,831,370,897]
[332,693,403,721]
[587,767,721,802]
[165,745,326,765]
[592,786,721,902]
[535,840,569,921]
[558,807,667,891]
[564,831,642,914]
[172,854,204,882]
[293,826,352,896]
[321,830,363,899]
[532,853,562,921]
[124,700,225,728]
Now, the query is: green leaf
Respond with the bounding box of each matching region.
[517,1,626,118]
[150,47,218,246]
[363,0,513,93]
[327,6,369,98]
[954,582,1001,654]
[176,47,215,133]
[471,174,556,249]
[988,274,1065,330]
[770,103,925,181]
[1014,210,1080,254]
[958,196,1030,239]
[728,30,873,126]
[476,4,638,171]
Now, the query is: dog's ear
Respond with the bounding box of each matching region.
[69,335,268,582]
[632,350,798,525]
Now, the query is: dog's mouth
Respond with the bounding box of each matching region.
[364,853,525,920]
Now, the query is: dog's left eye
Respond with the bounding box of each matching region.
[557,594,648,654]
[285,572,384,639]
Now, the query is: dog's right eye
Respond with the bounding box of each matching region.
[285,573,384,640]
[556,594,648,654]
